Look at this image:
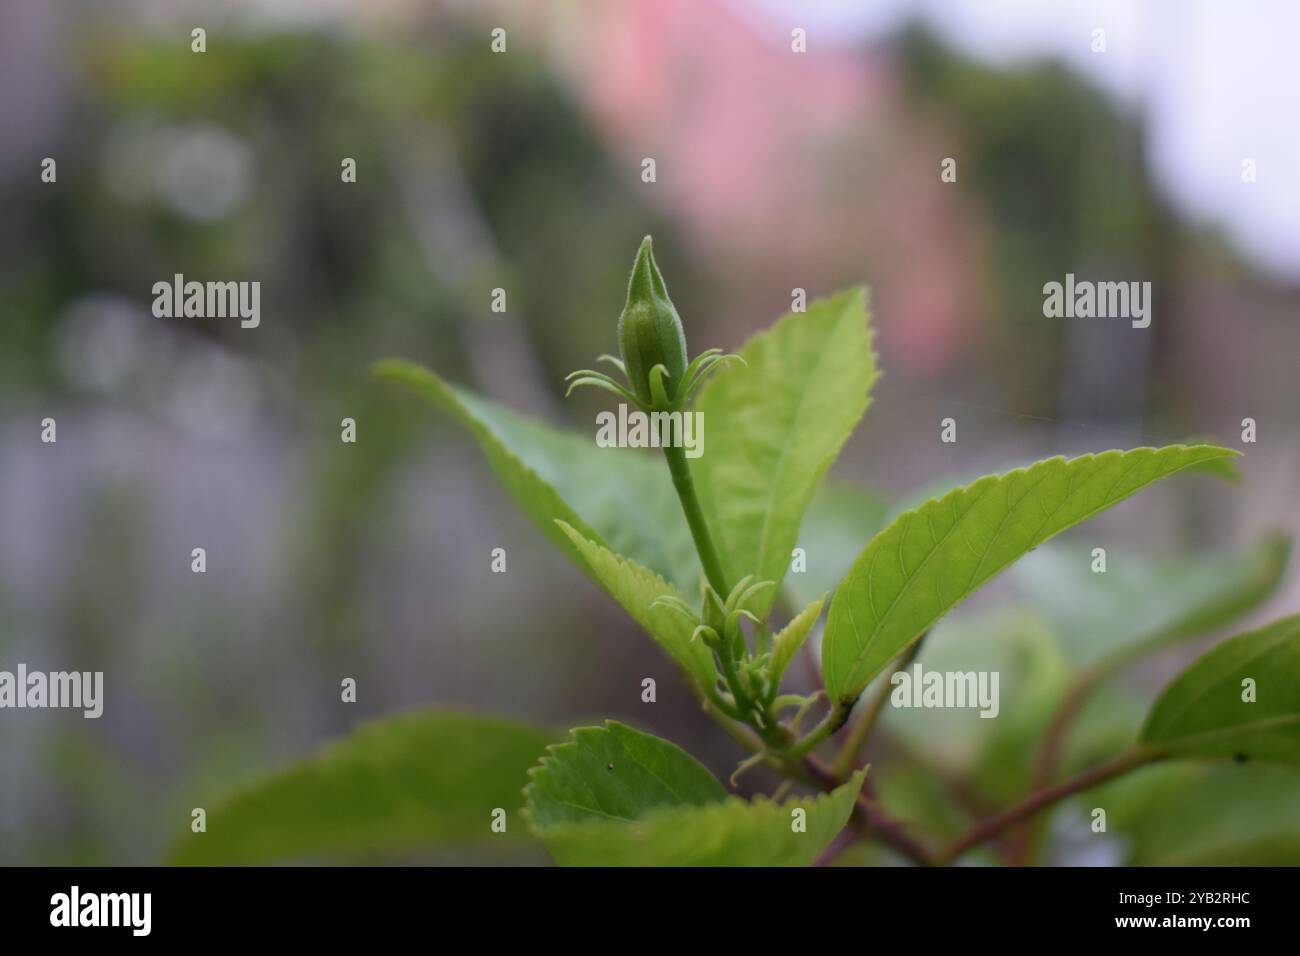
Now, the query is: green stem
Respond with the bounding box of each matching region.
[704,685,744,722]
[830,633,928,780]
[783,700,848,760]
[662,444,730,598]
[702,696,760,752]
[717,650,753,716]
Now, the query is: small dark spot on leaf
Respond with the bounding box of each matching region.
[1234,752,1249,764]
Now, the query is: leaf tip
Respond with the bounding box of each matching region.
[369,357,411,380]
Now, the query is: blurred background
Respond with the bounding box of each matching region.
[0,0,1296,865]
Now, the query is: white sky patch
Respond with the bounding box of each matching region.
[737,0,1300,279]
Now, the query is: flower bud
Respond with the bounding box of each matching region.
[617,236,688,408]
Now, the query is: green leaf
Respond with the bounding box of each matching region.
[1141,614,1300,763]
[822,444,1238,704]
[1100,762,1300,865]
[770,593,827,688]
[1180,434,1243,482]
[785,482,890,610]
[534,775,866,866]
[525,721,866,865]
[693,288,877,617]
[1012,533,1290,668]
[170,711,556,865]
[556,522,716,691]
[373,360,699,592]
[522,721,726,829]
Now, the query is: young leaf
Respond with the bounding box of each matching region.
[523,721,726,829]
[170,711,555,865]
[822,444,1238,704]
[692,288,877,617]
[523,723,866,865]
[373,360,699,592]
[1141,614,1300,763]
[770,593,828,688]
[1012,532,1291,668]
[556,522,716,691]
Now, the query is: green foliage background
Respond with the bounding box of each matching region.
[0,5,1296,866]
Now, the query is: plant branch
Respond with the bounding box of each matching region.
[1027,617,1237,802]
[814,825,860,867]
[803,756,935,866]
[662,443,730,597]
[1030,668,1103,789]
[939,748,1160,865]
[1008,651,1152,863]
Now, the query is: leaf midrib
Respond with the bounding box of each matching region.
[844,480,995,689]
[1154,714,1300,755]
[1146,624,1300,744]
[838,449,1214,693]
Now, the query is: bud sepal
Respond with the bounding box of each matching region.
[566,236,743,413]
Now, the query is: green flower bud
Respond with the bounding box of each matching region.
[617,236,688,409]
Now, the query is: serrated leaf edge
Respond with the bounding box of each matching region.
[695,286,879,605]
[520,720,726,833]
[555,519,715,689]
[826,443,1239,702]
[373,358,612,571]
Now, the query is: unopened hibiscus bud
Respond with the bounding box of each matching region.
[566,236,741,416]
[618,236,688,409]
